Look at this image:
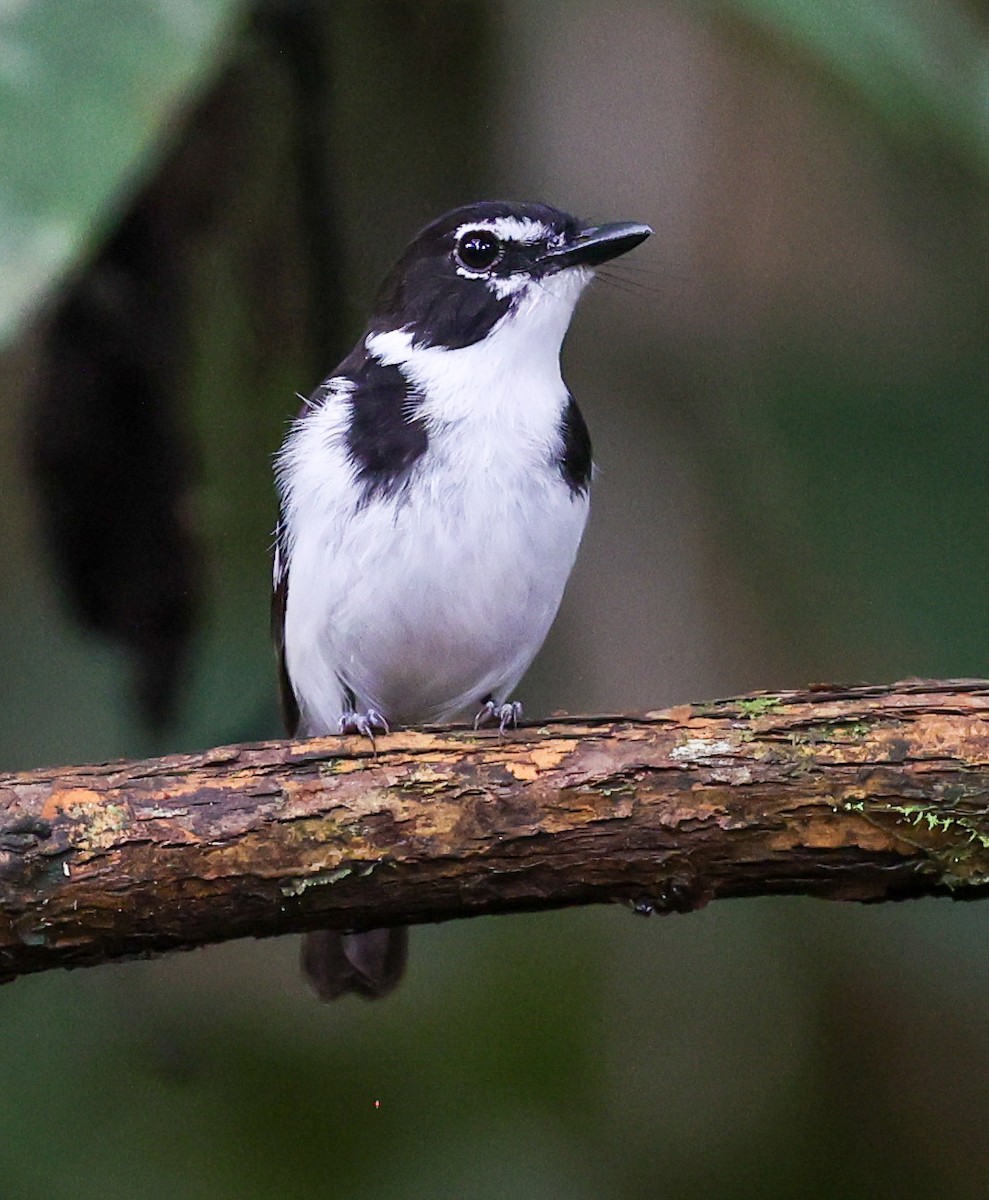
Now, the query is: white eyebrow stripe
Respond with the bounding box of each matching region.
[453,216,549,244]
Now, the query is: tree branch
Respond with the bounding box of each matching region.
[3,679,989,984]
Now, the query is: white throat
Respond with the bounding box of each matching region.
[365,266,591,429]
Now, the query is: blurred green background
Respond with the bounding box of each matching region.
[3,2,989,1197]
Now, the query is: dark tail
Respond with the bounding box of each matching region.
[302,928,408,1000]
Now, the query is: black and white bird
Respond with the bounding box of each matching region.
[273,200,651,1000]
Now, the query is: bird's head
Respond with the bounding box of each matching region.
[366,201,652,354]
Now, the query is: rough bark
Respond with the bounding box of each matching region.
[3,679,989,984]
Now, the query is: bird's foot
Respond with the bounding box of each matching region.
[338,708,389,746]
[473,698,522,734]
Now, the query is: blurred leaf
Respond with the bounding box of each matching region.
[0,0,244,348]
[718,0,989,179]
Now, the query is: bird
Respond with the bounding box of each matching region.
[272,199,651,1000]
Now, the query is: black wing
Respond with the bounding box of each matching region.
[271,521,300,736]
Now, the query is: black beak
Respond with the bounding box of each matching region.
[539,221,652,270]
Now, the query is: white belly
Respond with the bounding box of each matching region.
[284,452,588,733]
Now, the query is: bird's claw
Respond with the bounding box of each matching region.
[473,699,522,734]
[338,708,389,745]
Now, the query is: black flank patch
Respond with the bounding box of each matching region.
[270,520,300,736]
[342,353,429,502]
[557,394,592,495]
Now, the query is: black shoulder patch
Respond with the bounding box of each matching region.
[271,522,300,736]
[557,395,592,495]
[343,354,429,502]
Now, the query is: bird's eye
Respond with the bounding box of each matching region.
[454,231,502,272]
